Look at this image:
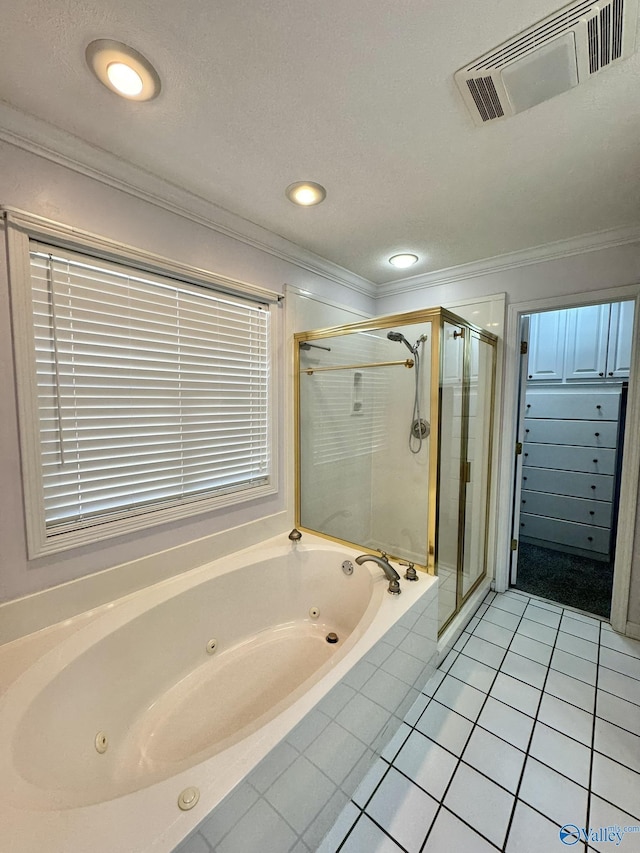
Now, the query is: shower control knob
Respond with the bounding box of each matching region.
[399,560,418,581]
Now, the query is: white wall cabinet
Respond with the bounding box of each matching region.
[527,310,566,381]
[607,301,635,378]
[527,301,634,383]
[564,303,610,380]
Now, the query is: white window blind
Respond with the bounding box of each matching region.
[29,242,271,535]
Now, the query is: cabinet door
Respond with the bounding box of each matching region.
[606,300,635,378]
[527,310,566,381]
[564,304,610,380]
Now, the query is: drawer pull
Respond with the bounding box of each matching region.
[524,453,528,457]
[591,485,596,490]
[595,432,600,437]
[521,522,525,527]
[609,372,614,376]
[523,476,527,481]
[528,374,532,379]
[525,428,529,433]
[596,405,602,410]
[599,372,604,377]
[593,459,598,464]
[589,511,595,515]
[522,500,526,504]
[526,404,531,408]
[588,536,593,542]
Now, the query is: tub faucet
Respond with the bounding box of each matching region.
[288,528,302,542]
[355,553,401,595]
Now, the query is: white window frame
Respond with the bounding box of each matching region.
[5,209,280,558]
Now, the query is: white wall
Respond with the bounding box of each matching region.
[3,138,640,637]
[378,242,640,632]
[376,243,640,317]
[0,142,372,605]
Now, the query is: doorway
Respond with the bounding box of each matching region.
[510,299,635,618]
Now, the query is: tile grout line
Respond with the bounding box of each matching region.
[335,591,504,852]
[500,603,562,851]
[330,591,640,852]
[416,592,533,853]
[583,620,602,850]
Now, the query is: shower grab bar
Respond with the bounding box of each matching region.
[302,358,414,375]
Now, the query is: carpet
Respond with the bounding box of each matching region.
[514,542,613,618]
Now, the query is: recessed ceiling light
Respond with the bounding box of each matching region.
[285,182,327,206]
[86,39,161,101]
[106,62,144,97]
[389,253,419,269]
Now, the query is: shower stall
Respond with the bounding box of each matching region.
[295,308,497,633]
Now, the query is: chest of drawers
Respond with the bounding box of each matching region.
[519,388,623,559]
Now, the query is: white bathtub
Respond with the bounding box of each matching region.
[0,533,437,853]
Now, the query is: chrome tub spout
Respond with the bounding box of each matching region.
[355,553,401,595]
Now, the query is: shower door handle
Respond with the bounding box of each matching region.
[463,461,472,483]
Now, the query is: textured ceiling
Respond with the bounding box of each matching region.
[1,0,640,284]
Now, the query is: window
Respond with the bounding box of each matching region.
[10,227,276,557]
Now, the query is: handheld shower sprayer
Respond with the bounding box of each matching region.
[386,330,414,354]
[386,329,429,453]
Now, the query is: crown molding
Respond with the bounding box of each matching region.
[377,224,640,297]
[0,102,376,298]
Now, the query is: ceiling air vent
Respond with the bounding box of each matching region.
[455,0,638,125]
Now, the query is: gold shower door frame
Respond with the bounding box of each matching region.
[294,308,497,629]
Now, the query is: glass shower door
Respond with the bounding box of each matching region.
[437,322,496,633]
[462,332,495,598]
[297,322,432,566]
[437,321,465,630]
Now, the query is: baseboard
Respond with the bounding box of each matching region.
[625,621,640,640]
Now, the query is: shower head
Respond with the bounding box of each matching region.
[386,330,414,353]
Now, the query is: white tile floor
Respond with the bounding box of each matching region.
[320,589,640,853]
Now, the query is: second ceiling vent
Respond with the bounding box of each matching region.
[455,0,638,125]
